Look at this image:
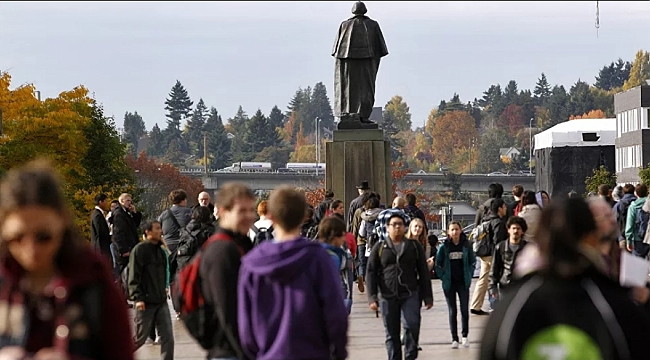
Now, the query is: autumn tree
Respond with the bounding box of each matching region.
[623,49,650,90]
[569,109,607,120]
[123,111,146,155]
[384,95,412,131]
[126,151,204,219]
[500,104,526,137]
[430,111,478,166]
[476,127,511,173]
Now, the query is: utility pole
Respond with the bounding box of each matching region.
[469,138,472,173]
[203,134,208,174]
[529,117,534,173]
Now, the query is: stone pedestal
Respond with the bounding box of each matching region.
[325,129,392,216]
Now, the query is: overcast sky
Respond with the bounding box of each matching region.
[2,1,649,131]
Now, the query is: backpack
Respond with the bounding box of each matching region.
[252,224,274,246]
[303,223,319,241]
[364,218,379,250]
[635,207,650,240]
[173,232,245,352]
[470,219,494,257]
[403,207,418,223]
[617,197,634,237]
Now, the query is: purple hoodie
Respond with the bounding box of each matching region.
[238,237,349,360]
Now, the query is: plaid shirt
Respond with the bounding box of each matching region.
[374,208,411,242]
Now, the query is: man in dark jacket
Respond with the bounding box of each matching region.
[158,189,192,277]
[90,193,112,262]
[314,189,335,224]
[489,216,528,303]
[367,209,433,360]
[130,220,174,360]
[614,183,636,249]
[474,183,512,226]
[112,193,142,289]
[347,180,371,231]
[404,193,426,224]
[471,198,507,315]
[199,183,256,360]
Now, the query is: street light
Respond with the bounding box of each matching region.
[468,137,476,173]
[529,117,534,173]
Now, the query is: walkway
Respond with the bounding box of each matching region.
[135,279,488,359]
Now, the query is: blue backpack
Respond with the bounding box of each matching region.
[635,207,650,240]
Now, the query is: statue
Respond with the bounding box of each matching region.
[332,1,388,130]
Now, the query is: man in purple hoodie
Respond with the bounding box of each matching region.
[238,186,349,360]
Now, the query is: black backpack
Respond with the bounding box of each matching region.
[252,224,274,246]
[617,197,634,237]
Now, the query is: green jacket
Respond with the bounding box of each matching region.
[435,236,476,292]
[625,197,647,244]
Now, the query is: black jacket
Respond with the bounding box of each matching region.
[315,198,333,224]
[176,220,216,270]
[475,198,514,227]
[128,240,168,305]
[480,266,650,360]
[111,206,142,256]
[90,208,112,260]
[199,229,254,359]
[366,237,433,305]
[489,239,528,295]
[485,214,507,249]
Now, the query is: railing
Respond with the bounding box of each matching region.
[178,168,535,177]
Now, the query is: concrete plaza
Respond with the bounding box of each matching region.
[135,279,488,360]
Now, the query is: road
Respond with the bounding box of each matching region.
[135,278,489,359]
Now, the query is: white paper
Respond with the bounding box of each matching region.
[620,251,650,287]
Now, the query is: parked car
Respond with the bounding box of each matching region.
[487,171,506,176]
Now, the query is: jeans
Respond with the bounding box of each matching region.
[357,244,368,278]
[633,242,650,259]
[444,281,470,342]
[380,293,421,360]
[133,303,174,360]
[109,243,120,280]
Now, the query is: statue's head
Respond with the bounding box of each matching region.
[351,1,367,15]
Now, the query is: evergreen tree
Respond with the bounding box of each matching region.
[311,82,335,131]
[147,123,165,157]
[268,105,285,130]
[185,98,208,156]
[569,80,595,116]
[228,106,248,162]
[204,107,231,170]
[242,109,276,160]
[380,106,402,161]
[287,87,318,135]
[163,80,193,149]
[504,80,519,105]
[83,104,133,187]
[546,85,570,129]
[533,73,551,105]
[163,138,186,167]
[123,111,146,156]
[594,60,631,91]
[479,84,506,117]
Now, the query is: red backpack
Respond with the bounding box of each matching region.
[173,232,245,350]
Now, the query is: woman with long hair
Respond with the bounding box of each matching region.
[0,160,133,359]
[406,218,430,259]
[481,197,650,360]
[518,190,541,243]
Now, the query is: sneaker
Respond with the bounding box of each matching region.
[357,275,365,293]
[145,338,154,345]
[462,337,469,348]
[175,312,180,320]
[470,309,490,315]
[154,336,161,345]
[451,341,459,349]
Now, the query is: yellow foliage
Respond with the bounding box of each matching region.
[430,111,478,165]
[569,109,606,120]
[623,49,650,90]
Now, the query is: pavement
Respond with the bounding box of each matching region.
[135,278,489,360]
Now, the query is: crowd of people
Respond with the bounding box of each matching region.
[3,159,650,360]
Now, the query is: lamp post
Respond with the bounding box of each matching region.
[468,138,476,173]
[529,117,534,173]
[315,118,322,176]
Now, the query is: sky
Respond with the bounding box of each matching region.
[2,1,650,131]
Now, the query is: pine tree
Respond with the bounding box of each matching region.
[163,80,193,148]
[146,123,165,157]
[242,109,275,160]
[204,107,231,170]
[163,138,186,167]
[504,80,519,105]
[595,59,632,91]
[268,105,285,130]
[546,85,570,128]
[185,98,208,156]
[311,82,335,131]
[380,106,402,161]
[123,111,146,155]
[569,80,595,116]
[228,106,248,162]
[533,73,551,105]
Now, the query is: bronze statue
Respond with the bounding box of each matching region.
[332,2,388,130]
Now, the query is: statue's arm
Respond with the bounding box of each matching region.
[374,23,389,57]
[332,23,344,57]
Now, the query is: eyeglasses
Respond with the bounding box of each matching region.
[388,223,404,227]
[3,230,58,245]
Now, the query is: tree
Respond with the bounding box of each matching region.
[479,84,506,118]
[383,95,412,131]
[311,82,335,131]
[268,105,285,130]
[147,124,165,157]
[639,164,650,186]
[228,106,249,162]
[430,111,478,166]
[585,165,617,195]
[185,98,208,157]
[504,80,519,105]
[126,151,204,219]
[123,111,146,155]
[546,85,570,128]
[289,144,319,163]
[380,104,403,161]
[255,145,291,169]
[569,109,607,120]
[500,104,526,137]
[204,107,231,170]
[568,80,595,117]
[476,127,511,173]
[280,111,299,144]
[163,80,193,148]
[533,73,552,105]
[242,109,278,160]
[163,138,186,167]
[595,59,631,91]
[623,49,650,90]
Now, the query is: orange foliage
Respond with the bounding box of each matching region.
[430,111,478,165]
[126,151,205,219]
[282,111,298,143]
[569,109,607,120]
[500,104,525,137]
[304,180,326,207]
[295,123,308,149]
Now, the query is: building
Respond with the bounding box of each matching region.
[614,85,650,184]
[534,118,616,197]
[499,147,521,160]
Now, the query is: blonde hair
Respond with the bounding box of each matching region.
[406,218,427,249]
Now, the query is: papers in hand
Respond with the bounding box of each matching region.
[620,251,650,288]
